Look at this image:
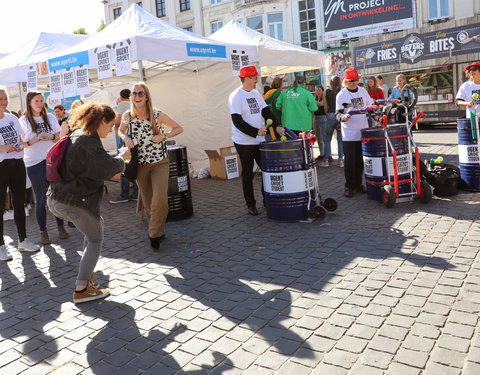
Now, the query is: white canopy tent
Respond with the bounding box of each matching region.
[210,20,325,76]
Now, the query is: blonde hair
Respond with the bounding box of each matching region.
[130,82,159,136]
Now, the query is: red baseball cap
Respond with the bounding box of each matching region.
[343,67,361,81]
[238,66,260,78]
[465,62,480,72]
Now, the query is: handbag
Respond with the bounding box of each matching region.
[122,113,139,183]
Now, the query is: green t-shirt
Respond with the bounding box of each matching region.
[276,85,318,131]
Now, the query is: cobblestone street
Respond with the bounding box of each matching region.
[1,129,479,374]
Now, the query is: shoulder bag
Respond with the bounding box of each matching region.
[122,113,139,183]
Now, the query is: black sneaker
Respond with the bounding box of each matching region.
[248,206,259,216]
[344,187,355,198]
[150,237,160,250]
[356,185,367,194]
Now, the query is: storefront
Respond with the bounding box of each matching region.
[351,15,480,124]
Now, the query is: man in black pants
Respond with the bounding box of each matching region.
[228,66,285,215]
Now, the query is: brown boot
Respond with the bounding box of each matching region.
[40,231,51,245]
[58,226,69,239]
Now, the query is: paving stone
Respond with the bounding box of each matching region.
[322,349,358,369]
[394,347,429,368]
[368,336,401,355]
[443,322,476,339]
[360,348,393,369]
[463,361,480,375]
[437,334,471,353]
[335,335,368,354]
[277,360,312,375]
[423,362,461,375]
[311,363,348,375]
[430,347,467,368]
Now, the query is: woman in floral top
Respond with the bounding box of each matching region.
[119,82,183,250]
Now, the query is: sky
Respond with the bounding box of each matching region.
[0,0,105,54]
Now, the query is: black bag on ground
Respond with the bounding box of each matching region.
[422,163,460,197]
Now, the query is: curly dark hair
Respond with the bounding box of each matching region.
[69,102,115,135]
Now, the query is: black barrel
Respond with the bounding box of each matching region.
[167,146,193,221]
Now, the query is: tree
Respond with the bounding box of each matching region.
[97,19,106,33]
[73,27,87,35]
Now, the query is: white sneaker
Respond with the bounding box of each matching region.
[25,207,29,217]
[339,160,344,168]
[318,160,329,167]
[18,238,40,252]
[0,245,13,261]
[3,211,13,221]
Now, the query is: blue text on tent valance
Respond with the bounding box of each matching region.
[186,43,226,58]
[48,51,90,72]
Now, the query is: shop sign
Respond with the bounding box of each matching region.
[354,23,480,69]
[323,0,414,41]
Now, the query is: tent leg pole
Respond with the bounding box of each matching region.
[138,60,144,81]
[18,82,24,113]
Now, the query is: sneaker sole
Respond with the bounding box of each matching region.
[0,255,13,261]
[109,200,128,204]
[18,247,40,252]
[74,290,110,304]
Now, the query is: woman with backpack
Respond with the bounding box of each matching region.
[47,102,130,303]
[19,92,69,245]
[0,88,40,261]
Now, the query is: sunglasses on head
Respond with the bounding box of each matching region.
[132,91,146,97]
[468,67,479,73]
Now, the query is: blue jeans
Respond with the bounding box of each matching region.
[314,115,326,156]
[27,160,64,231]
[324,113,344,160]
[120,176,138,200]
[48,197,103,286]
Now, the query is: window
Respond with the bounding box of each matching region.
[428,0,449,20]
[156,0,166,17]
[137,2,142,7]
[211,21,223,34]
[180,0,190,11]
[211,0,221,4]
[298,0,317,50]
[247,16,263,33]
[268,13,283,41]
[113,7,122,20]
[184,26,193,32]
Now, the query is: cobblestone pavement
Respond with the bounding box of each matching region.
[1,129,479,374]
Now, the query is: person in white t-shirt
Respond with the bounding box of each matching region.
[336,67,374,198]
[456,61,480,118]
[228,66,285,216]
[19,92,69,245]
[0,88,40,260]
[375,75,389,98]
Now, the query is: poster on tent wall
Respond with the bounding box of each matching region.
[95,47,113,79]
[62,68,76,98]
[75,66,90,95]
[114,40,132,77]
[49,71,63,100]
[227,47,251,76]
[44,92,81,115]
[26,66,37,92]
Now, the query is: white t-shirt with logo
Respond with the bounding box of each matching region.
[336,86,373,142]
[0,113,24,163]
[456,81,480,118]
[19,113,61,167]
[228,87,267,145]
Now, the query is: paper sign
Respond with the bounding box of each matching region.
[114,42,132,76]
[224,155,240,179]
[229,48,251,76]
[96,48,113,79]
[75,66,90,95]
[49,71,63,100]
[26,67,37,91]
[62,69,76,98]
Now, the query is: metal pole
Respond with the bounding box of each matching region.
[17,82,24,113]
[138,60,144,81]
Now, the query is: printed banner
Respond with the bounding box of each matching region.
[62,68,76,98]
[323,0,414,41]
[354,23,480,68]
[48,51,89,72]
[44,93,81,115]
[26,67,37,92]
[228,47,251,76]
[458,144,480,164]
[95,47,113,79]
[49,71,63,100]
[114,41,132,76]
[75,66,90,95]
[262,169,314,194]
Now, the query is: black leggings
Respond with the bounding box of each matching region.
[0,159,26,245]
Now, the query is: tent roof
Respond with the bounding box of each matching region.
[59,4,258,66]
[0,32,89,84]
[210,20,325,76]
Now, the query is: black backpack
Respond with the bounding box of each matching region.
[424,163,460,197]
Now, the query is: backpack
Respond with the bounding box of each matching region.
[46,136,71,182]
[425,163,460,197]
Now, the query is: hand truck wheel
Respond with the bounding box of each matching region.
[381,185,396,208]
[308,205,326,220]
[321,198,338,212]
[418,180,433,204]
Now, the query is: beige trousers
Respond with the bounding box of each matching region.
[136,159,169,238]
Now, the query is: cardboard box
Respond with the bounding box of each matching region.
[205,146,242,179]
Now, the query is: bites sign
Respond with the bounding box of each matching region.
[323,0,414,41]
[354,23,480,69]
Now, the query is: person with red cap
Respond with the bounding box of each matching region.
[228,65,285,216]
[456,62,480,117]
[335,67,373,198]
